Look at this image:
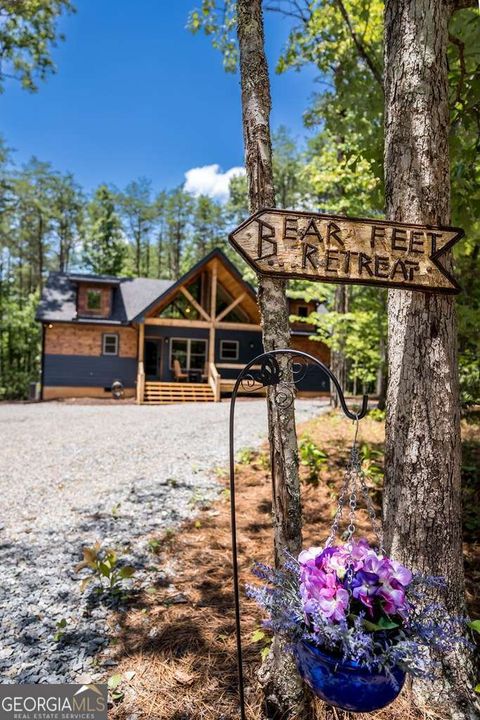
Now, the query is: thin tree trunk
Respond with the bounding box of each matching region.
[236,2,311,717]
[37,213,44,292]
[330,284,348,408]
[383,1,479,717]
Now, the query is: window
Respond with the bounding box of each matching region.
[87,289,102,310]
[216,283,250,323]
[158,278,203,320]
[103,333,119,355]
[170,338,207,371]
[297,305,309,318]
[220,340,239,361]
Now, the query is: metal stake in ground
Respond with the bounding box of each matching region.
[228,349,368,720]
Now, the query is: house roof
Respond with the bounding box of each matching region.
[132,248,257,322]
[36,249,253,325]
[36,272,175,324]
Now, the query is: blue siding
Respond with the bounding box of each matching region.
[296,365,330,393]
[43,354,137,388]
[215,328,263,379]
[142,324,330,392]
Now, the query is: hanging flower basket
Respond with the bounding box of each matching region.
[247,439,468,713]
[295,639,405,712]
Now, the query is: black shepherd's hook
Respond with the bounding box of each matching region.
[228,349,368,719]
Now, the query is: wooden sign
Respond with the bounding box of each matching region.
[229,208,463,294]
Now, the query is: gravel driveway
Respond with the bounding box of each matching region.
[0,399,326,684]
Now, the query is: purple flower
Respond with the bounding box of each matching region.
[315,546,351,578]
[351,569,380,612]
[378,582,409,618]
[350,538,371,565]
[390,559,413,587]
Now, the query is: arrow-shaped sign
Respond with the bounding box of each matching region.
[229,208,463,294]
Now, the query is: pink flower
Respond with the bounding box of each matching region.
[300,571,350,622]
[299,546,351,622]
[298,546,323,569]
[315,546,351,578]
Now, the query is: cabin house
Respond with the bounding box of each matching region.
[36,249,330,403]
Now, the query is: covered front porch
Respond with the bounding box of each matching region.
[134,252,264,404]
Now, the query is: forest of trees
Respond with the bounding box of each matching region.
[1,111,479,401]
[0,0,478,409]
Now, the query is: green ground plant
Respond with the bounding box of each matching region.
[299,436,328,486]
[75,541,135,595]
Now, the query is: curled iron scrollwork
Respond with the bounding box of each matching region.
[239,355,281,393]
[238,353,310,409]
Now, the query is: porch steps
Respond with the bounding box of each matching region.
[143,381,215,404]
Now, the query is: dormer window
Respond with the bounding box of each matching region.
[87,289,102,311]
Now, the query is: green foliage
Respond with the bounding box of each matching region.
[469,620,480,634]
[75,541,135,596]
[293,287,387,390]
[83,185,126,275]
[461,440,480,537]
[360,443,384,485]
[0,0,74,93]
[299,436,328,485]
[251,627,273,661]
[187,0,237,73]
[107,670,135,703]
[53,617,68,642]
[237,447,254,465]
[0,292,40,400]
[368,408,385,422]
[188,1,479,407]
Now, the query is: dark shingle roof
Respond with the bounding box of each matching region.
[36,272,174,324]
[36,273,78,322]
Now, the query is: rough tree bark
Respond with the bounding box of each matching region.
[383,1,479,718]
[236,2,312,717]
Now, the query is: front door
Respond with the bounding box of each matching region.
[145,339,162,379]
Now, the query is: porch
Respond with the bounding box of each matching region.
[134,254,264,404]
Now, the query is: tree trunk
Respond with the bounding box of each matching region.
[383,1,479,717]
[330,284,348,408]
[236,2,311,718]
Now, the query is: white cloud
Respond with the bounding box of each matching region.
[184,164,245,201]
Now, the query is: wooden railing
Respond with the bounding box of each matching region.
[136,361,145,404]
[208,362,221,402]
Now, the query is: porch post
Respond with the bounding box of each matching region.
[137,322,145,404]
[209,260,218,366]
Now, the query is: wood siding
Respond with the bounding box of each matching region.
[290,333,330,365]
[77,284,113,318]
[44,323,137,358]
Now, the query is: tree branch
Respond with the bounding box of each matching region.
[264,0,310,23]
[448,33,466,107]
[334,0,384,89]
[451,0,477,10]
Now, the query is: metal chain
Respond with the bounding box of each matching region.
[324,414,385,555]
[355,451,386,554]
[324,466,351,548]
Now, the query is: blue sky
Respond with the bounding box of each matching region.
[1,1,318,198]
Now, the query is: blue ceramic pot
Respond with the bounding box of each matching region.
[295,640,405,713]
